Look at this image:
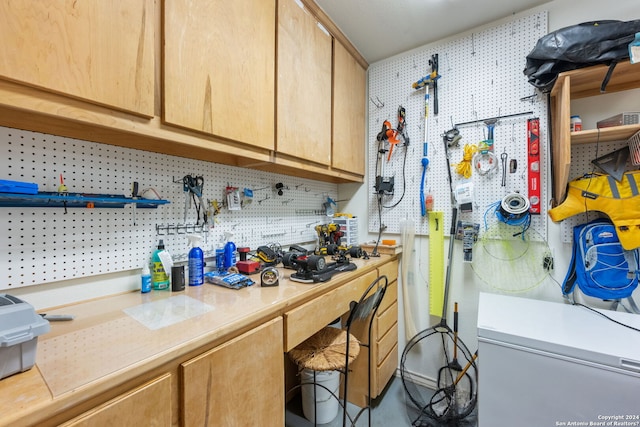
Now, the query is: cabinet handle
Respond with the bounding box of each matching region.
[620,359,640,373]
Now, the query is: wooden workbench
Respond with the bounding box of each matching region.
[0,254,398,427]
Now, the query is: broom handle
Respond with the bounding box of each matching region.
[453,302,459,361]
[440,206,457,322]
[440,135,457,323]
[454,351,478,386]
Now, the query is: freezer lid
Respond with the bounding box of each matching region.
[477,292,640,371]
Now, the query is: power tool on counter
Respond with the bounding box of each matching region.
[236,244,285,275]
[314,223,343,255]
[256,245,280,267]
[314,223,367,260]
[235,247,261,274]
[281,245,309,269]
[288,253,357,284]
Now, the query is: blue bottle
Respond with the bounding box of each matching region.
[224,241,236,270]
[188,235,204,286]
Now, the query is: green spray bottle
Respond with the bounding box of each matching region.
[151,239,170,290]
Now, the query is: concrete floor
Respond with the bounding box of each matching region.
[285,375,478,427]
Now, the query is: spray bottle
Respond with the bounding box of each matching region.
[188,234,204,286]
[151,240,170,290]
[215,244,225,272]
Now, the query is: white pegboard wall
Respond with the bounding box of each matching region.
[367,12,548,238]
[0,127,338,289]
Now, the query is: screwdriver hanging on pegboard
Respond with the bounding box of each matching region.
[131,181,138,225]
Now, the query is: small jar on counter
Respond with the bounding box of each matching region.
[570,115,582,132]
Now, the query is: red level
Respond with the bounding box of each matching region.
[527,118,541,214]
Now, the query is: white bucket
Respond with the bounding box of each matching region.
[300,368,341,424]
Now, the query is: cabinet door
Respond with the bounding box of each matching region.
[277,0,332,165]
[181,318,284,426]
[0,1,154,117]
[332,42,366,175]
[61,374,171,427]
[164,0,275,150]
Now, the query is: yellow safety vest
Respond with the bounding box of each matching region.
[548,171,640,250]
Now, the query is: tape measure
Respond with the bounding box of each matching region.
[428,211,445,317]
[260,267,280,287]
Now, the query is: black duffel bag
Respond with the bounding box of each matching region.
[524,20,640,93]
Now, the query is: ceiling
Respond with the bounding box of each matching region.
[315,0,549,64]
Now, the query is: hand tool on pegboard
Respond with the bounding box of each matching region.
[413,54,441,113]
[131,181,138,225]
[58,173,68,214]
[182,174,207,224]
[413,55,440,216]
[374,120,398,195]
[420,90,430,217]
[500,150,508,187]
[527,118,541,214]
[182,178,190,223]
[377,118,401,162]
[429,54,439,115]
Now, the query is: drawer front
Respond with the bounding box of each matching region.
[284,270,377,351]
[377,322,398,366]
[377,300,397,338]
[61,374,172,427]
[378,279,397,315]
[376,343,398,395]
[378,259,398,284]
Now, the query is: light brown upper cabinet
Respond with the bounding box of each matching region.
[332,41,366,175]
[277,0,332,165]
[163,0,276,150]
[0,1,154,117]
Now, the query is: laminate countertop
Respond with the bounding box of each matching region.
[0,254,398,427]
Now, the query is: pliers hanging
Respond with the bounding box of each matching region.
[183,175,207,224]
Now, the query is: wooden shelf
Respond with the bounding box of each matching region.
[550,60,640,205]
[571,124,640,145]
[557,60,640,99]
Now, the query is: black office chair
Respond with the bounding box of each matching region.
[288,275,389,427]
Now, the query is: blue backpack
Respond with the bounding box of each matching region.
[563,219,639,300]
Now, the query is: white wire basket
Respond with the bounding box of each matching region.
[628,130,640,166]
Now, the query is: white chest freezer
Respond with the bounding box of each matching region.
[477,292,640,427]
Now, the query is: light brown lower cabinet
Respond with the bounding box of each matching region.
[61,317,284,427]
[1,259,399,427]
[60,374,172,427]
[181,317,285,427]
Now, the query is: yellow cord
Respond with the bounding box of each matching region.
[455,143,478,178]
